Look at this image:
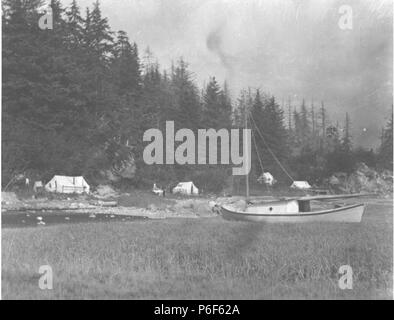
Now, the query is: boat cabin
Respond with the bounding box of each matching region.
[246,199,312,215]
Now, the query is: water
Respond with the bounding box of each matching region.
[2,210,148,228]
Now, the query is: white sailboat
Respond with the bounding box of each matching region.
[220,195,366,223]
[220,108,367,223]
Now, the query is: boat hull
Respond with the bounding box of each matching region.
[220,203,365,223]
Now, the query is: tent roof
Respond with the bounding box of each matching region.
[177,181,197,188]
[48,175,89,186]
[291,181,312,189]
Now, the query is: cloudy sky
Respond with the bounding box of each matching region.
[64,0,392,148]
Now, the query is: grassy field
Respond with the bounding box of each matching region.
[2,199,392,299]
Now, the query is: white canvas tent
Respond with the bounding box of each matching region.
[258,172,276,186]
[290,181,312,190]
[172,182,199,195]
[45,175,90,194]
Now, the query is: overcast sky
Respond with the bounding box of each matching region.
[64,0,393,148]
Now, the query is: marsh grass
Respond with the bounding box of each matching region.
[2,202,392,299]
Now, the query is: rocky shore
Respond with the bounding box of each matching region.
[1,191,219,219]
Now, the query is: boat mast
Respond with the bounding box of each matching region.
[245,100,250,200]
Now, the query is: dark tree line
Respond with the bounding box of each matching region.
[2,0,392,191]
[287,99,392,184]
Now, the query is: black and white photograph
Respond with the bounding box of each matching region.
[1,0,393,302]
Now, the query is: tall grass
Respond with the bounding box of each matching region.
[2,202,392,299]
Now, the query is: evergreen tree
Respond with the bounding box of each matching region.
[218,81,232,129]
[263,96,289,163]
[109,30,142,149]
[232,90,249,128]
[84,0,113,59]
[293,108,302,148]
[171,58,201,131]
[319,101,327,152]
[112,31,140,95]
[65,0,83,48]
[249,93,289,182]
[379,111,393,169]
[311,100,316,136]
[287,97,292,131]
[342,112,352,152]
[202,76,222,129]
[299,98,311,150]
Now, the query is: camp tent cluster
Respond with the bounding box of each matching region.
[45,175,90,194]
[257,173,311,190]
[43,174,309,197]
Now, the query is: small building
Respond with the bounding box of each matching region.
[45,175,90,194]
[172,182,199,195]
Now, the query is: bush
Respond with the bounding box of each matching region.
[189,167,230,194]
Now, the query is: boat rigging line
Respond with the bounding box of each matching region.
[248,112,295,183]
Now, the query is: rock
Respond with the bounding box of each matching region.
[232,199,248,211]
[382,170,393,181]
[174,199,194,211]
[329,176,340,185]
[356,162,371,174]
[1,192,21,205]
[116,160,136,179]
[330,162,393,195]
[102,155,136,182]
[208,200,217,209]
[193,201,211,215]
[95,185,119,199]
[148,204,157,212]
[104,170,121,182]
[181,200,194,209]
[96,200,118,207]
[209,197,247,212]
[171,199,215,216]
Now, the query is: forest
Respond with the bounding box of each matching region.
[2,0,393,192]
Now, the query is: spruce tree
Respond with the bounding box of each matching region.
[218,81,232,129]
[171,58,201,131]
[202,76,222,129]
[342,112,352,152]
[299,98,311,150]
[65,0,83,48]
[379,111,393,169]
